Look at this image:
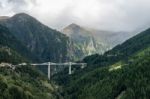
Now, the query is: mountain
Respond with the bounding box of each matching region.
[0,15,62,99]
[62,23,110,59]
[53,27,150,99]
[0,13,76,63]
[62,23,132,59]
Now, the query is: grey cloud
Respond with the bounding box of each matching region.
[7,0,27,11]
[0,2,2,8]
[7,0,26,4]
[0,0,150,33]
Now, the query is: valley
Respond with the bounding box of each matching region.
[0,13,150,99]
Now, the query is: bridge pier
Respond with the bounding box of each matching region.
[69,62,72,75]
[81,63,87,69]
[48,62,51,80]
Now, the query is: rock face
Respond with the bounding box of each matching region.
[0,13,76,62]
[62,23,111,59]
[62,23,133,59]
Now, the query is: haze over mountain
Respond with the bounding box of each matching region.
[62,23,134,58]
[87,29,133,47]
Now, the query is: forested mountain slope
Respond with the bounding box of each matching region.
[0,24,61,99]
[63,47,150,99]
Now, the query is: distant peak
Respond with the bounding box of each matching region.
[14,13,30,16]
[64,23,82,30]
[12,13,34,19]
[69,23,80,27]
[0,16,10,20]
[10,13,40,23]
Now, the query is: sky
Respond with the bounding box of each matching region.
[0,0,150,32]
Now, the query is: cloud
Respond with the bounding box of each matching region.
[0,1,2,8]
[0,0,150,32]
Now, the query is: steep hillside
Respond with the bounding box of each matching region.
[0,22,61,99]
[0,13,75,62]
[0,65,59,99]
[0,24,35,63]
